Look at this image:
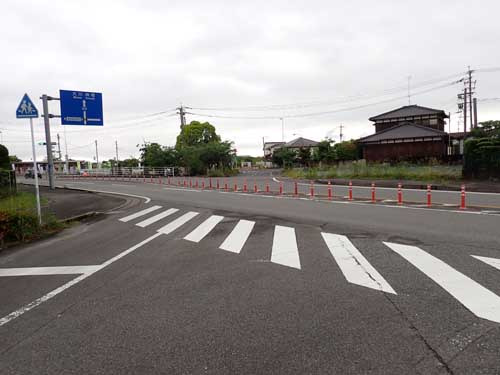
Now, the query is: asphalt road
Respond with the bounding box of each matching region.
[1,176,500,374]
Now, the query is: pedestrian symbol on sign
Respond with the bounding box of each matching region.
[16,94,39,119]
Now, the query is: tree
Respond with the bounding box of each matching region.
[333,141,359,161]
[272,148,296,168]
[314,139,335,163]
[0,145,10,170]
[140,143,179,167]
[297,147,312,166]
[463,120,500,179]
[175,121,221,149]
[121,158,140,167]
[9,155,21,163]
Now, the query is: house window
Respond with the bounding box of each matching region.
[429,118,438,125]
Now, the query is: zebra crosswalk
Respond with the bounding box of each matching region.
[118,205,500,324]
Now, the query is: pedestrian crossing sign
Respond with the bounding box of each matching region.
[16,93,39,119]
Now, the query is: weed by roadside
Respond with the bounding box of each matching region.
[282,163,462,183]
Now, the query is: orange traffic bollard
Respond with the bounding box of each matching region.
[427,185,432,207]
[460,184,466,210]
[328,181,332,200]
[310,181,314,198]
[397,183,403,205]
[348,181,353,201]
[371,182,376,203]
[294,181,298,197]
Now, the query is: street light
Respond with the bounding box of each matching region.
[280,117,285,142]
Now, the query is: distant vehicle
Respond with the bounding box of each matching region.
[24,169,42,179]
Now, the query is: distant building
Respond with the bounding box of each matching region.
[264,137,319,161]
[357,105,464,161]
[263,141,285,160]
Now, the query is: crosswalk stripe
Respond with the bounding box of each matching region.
[322,233,396,294]
[136,208,179,227]
[184,215,224,242]
[271,225,301,269]
[157,211,199,235]
[119,205,162,222]
[384,242,500,324]
[471,255,500,271]
[219,220,255,253]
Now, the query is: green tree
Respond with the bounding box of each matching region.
[464,120,500,179]
[0,145,11,170]
[140,143,179,167]
[297,147,312,166]
[121,158,140,167]
[175,121,221,149]
[272,148,296,168]
[333,141,358,161]
[314,139,335,163]
[9,155,21,163]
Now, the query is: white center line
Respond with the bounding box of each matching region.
[271,225,301,269]
[136,208,179,227]
[0,232,163,327]
[219,220,255,253]
[184,215,224,242]
[322,233,396,294]
[472,255,500,271]
[384,242,500,324]
[119,205,162,222]
[157,211,199,235]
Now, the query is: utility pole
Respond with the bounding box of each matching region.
[473,98,478,129]
[95,140,99,168]
[115,140,119,174]
[463,88,468,134]
[63,125,69,174]
[339,124,344,142]
[468,67,474,129]
[177,105,186,129]
[41,94,56,189]
[56,133,62,160]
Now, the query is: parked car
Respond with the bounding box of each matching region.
[24,169,42,179]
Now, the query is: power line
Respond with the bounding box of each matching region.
[186,80,460,120]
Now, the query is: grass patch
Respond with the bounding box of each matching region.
[0,192,63,247]
[282,163,462,183]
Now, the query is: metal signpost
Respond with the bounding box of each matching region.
[16,94,42,225]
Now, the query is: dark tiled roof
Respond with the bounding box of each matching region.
[357,122,448,143]
[284,137,319,148]
[369,105,449,121]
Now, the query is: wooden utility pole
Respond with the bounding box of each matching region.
[473,98,478,129]
[468,68,474,129]
[177,106,186,129]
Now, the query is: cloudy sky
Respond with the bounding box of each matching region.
[2,0,500,162]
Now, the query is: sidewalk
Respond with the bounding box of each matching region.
[18,184,126,221]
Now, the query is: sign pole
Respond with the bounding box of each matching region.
[29,118,42,225]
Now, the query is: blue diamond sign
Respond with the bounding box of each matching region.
[16,94,39,119]
[60,90,103,126]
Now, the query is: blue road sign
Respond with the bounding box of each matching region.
[60,90,103,126]
[16,93,39,119]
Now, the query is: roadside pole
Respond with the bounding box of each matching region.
[41,94,56,189]
[29,118,42,225]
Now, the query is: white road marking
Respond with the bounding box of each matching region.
[472,255,500,271]
[384,242,500,324]
[112,184,136,187]
[163,187,200,192]
[64,186,152,203]
[157,211,199,235]
[136,208,179,227]
[321,233,396,294]
[0,232,162,327]
[0,265,101,277]
[219,220,255,253]
[119,205,162,222]
[271,226,301,269]
[184,215,224,242]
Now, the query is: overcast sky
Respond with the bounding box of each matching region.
[2,0,500,162]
